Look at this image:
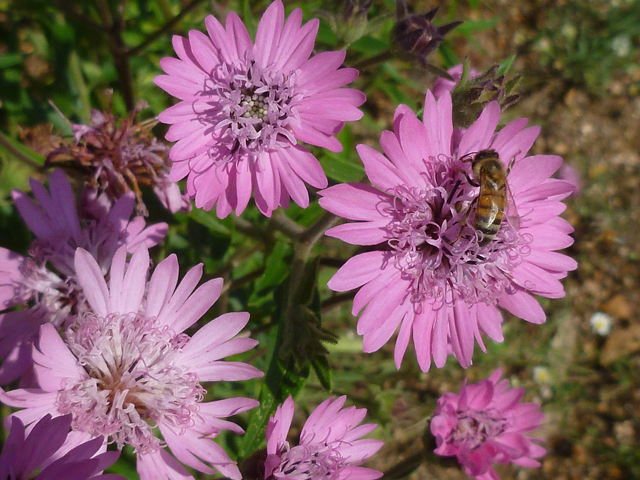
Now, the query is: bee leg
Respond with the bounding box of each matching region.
[447,179,461,204]
[450,196,478,244]
[463,170,479,188]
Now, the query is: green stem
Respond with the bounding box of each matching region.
[381,451,426,480]
[0,133,42,169]
[352,49,395,70]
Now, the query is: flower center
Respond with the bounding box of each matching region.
[16,255,83,327]
[274,443,344,480]
[451,409,507,450]
[59,313,203,453]
[240,88,269,122]
[384,157,531,309]
[205,59,300,161]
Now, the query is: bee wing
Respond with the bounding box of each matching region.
[505,182,520,230]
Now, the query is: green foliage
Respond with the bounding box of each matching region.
[534,0,640,94]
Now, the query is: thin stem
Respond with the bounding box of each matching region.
[352,49,395,70]
[234,216,269,240]
[300,211,339,248]
[128,0,206,56]
[0,133,42,169]
[286,212,339,294]
[221,267,266,295]
[268,210,305,240]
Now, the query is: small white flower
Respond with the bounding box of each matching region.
[590,311,613,336]
[612,36,631,57]
[533,366,552,385]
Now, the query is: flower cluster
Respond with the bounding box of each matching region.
[1,243,263,480]
[0,1,582,479]
[431,370,546,480]
[0,169,166,384]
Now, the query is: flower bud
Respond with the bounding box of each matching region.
[391,0,461,68]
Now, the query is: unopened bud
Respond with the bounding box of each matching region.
[446,60,521,128]
[391,0,461,68]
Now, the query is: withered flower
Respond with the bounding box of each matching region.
[391,0,461,73]
[47,99,189,216]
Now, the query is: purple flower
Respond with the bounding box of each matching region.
[319,91,577,371]
[0,170,167,384]
[264,396,383,480]
[0,245,263,480]
[430,369,546,480]
[155,0,365,217]
[0,414,124,480]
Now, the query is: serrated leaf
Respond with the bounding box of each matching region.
[239,354,309,459]
[311,355,332,391]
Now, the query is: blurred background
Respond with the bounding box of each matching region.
[1,0,640,479]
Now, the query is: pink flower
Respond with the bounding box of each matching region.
[319,91,577,371]
[264,396,383,480]
[0,414,124,480]
[430,369,546,480]
[0,170,167,384]
[155,0,365,217]
[1,245,263,480]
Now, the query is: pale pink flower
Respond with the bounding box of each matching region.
[0,170,167,384]
[319,91,577,371]
[0,413,124,480]
[430,369,546,480]
[1,244,263,480]
[264,396,383,480]
[155,0,365,217]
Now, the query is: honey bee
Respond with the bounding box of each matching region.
[464,149,520,246]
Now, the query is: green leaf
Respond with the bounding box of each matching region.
[239,349,310,460]
[0,53,23,69]
[455,17,500,35]
[249,240,292,306]
[186,208,233,236]
[319,153,365,183]
[438,42,460,68]
[241,0,258,37]
[498,55,516,75]
[350,35,389,56]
